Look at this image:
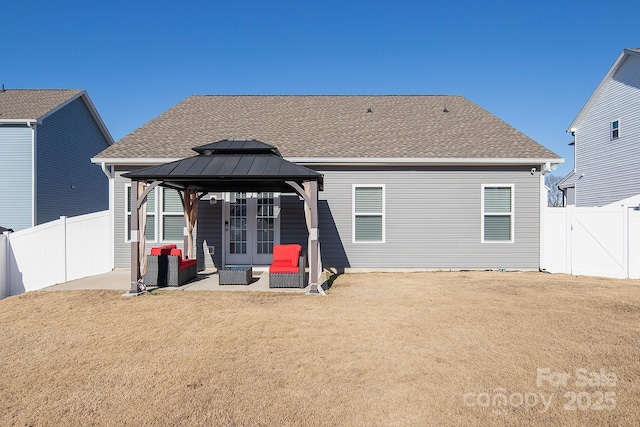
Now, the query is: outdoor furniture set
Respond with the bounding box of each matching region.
[145,245,197,287]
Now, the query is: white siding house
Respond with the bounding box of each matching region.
[560,48,640,207]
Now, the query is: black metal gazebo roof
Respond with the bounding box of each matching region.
[122,139,323,192]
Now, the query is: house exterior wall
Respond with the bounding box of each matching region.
[313,165,540,269]
[0,125,33,231]
[196,196,223,270]
[114,165,542,270]
[573,54,640,207]
[36,96,110,224]
[113,168,188,268]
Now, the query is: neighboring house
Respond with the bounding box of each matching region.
[559,48,640,207]
[0,89,113,231]
[92,95,562,272]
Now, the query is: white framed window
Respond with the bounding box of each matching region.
[610,120,620,140]
[481,185,514,243]
[353,185,385,243]
[125,183,157,242]
[161,188,185,241]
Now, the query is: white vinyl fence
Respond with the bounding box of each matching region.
[544,201,640,279]
[1,211,111,297]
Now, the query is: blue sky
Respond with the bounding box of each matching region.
[2,1,639,177]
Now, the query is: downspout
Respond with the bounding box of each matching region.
[539,163,551,272]
[100,162,115,270]
[27,121,37,227]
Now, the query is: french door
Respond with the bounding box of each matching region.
[225,192,280,265]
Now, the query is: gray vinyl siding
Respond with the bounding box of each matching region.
[0,125,33,231]
[36,96,110,224]
[280,195,308,248]
[573,54,640,207]
[565,187,575,206]
[114,170,132,268]
[313,166,540,269]
[196,196,223,270]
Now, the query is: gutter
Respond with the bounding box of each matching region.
[291,157,564,167]
[0,119,39,125]
[93,156,565,167]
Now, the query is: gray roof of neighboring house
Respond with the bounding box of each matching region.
[0,89,84,120]
[96,95,560,161]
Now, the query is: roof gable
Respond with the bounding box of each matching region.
[0,89,83,121]
[96,95,559,161]
[568,48,640,131]
[0,89,114,145]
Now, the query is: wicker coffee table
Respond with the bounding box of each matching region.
[219,266,253,285]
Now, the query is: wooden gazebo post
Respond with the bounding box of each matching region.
[127,180,162,295]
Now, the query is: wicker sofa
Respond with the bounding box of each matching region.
[145,245,197,287]
[269,244,306,288]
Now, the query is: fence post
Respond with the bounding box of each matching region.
[566,205,574,274]
[0,232,7,299]
[61,216,67,283]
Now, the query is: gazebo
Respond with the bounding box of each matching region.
[122,140,325,295]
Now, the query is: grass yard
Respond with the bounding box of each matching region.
[1,271,639,426]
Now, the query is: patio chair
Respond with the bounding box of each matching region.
[145,245,176,287]
[167,248,198,287]
[269,244,306,288]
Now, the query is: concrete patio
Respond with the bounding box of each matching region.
[44,269,312,293]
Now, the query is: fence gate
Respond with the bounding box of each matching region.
[545,205,640,279]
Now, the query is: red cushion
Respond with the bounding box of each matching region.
[272,244,301,268]
[169,248,183,258]
[289,244,301,266]
[164,244,177,249]
[270,261,299,274]
[151,246,172,255]
[179,259,197,270]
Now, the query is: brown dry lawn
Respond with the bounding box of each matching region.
[1,271,639,426]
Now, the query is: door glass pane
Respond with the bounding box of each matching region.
[256,192,275,254]
[229,192,247,254]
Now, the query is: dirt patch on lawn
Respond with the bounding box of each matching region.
[1,272,639,426]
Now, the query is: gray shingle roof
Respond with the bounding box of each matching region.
[97,95,559,160]
[0,89,84,120]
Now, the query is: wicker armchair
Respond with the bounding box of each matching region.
[269,244,306,288]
